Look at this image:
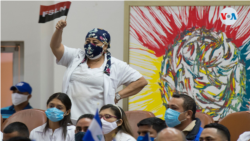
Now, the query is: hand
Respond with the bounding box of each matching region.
[114,98,119,104]
[56,19,67,30]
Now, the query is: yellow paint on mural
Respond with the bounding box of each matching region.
[129,43,166,119]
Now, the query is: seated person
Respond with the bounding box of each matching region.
[164,93,203,141]
[3,122,29,141]
[7,137,31,141]
[200,123,230,141]
[99,104,136,141]
[29,93,75,141]
[75,114,94,133]
[156,127,186,141]
[1,82,33,119]
[137,117,166,140]
[75,114,94,141]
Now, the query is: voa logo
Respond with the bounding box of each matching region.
[220,7,238,25]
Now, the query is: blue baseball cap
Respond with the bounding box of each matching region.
[10,81,32,94]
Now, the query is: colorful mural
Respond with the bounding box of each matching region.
[129,6,250,120]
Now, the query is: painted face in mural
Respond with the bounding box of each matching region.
[161,28,246,120]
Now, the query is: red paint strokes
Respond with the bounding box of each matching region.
[185,78,191,93]
[204,56,221,66]
[190,44,195,56]
[196,109,202,112]
[195,78,207,86]
[130,6,250,57]
[224,101,228,106]
[223,46,232,60]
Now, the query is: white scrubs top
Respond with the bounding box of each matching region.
[114,131,136,141]
[67,55,106,120]
[0,131,3,141]
[30,123,75,141]
[57,45,143,120]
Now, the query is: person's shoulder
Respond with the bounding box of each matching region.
[31,123,46,133]
[66,125,76,140]
[1,105,12,111]
[117,131,136,141]
[111,56,127,66]
[64,45,85,57]
[25,103,33,109]
[238,131,250,141]
[0,131,2,141]
[1,105,14,117]
[67,125,76,130]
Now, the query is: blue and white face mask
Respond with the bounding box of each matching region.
[164,108,186,127]
[84,43,104,60]
[45,107,65,122]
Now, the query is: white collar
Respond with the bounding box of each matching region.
[35,123,75,133]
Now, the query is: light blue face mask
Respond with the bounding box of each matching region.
[164,108,186,127]
[45,107,65,122]
[137,136,155,141]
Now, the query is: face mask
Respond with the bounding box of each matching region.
[137,136,155,141]
[75,132,85,141]
[164,108,186,127]
[12,93,29,106]
[101,118,118,134]
[84,43,104,60]
[45,107,65,122]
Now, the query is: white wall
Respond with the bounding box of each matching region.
[1,1,124,110]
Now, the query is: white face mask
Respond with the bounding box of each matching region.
[12,93,29,106]
[101,118,118,134]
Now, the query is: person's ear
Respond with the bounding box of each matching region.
[186,110,193,119]
[65,109,71,116]
[103,44,108,52]
[27,95,32,100]
[117,119,123,127]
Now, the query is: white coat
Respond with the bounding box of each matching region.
[114,131,136,141]
[0,131,2,141]
[57,45,142,105]
[29,123,75,141]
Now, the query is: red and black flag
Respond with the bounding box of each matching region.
[39,1,71,23]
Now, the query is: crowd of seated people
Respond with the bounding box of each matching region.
[1,82,250,141]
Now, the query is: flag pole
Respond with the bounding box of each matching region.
[65,16,67,21]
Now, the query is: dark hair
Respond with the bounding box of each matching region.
[172,93,196,120]
[204,123,230,141]
[7,137,31,141]
[76,114,94,124]
[100,104,133,136]
[137,117,166,133]
[44,92,72,139]
[3,122,29,138]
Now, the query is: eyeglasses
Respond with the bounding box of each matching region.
[99,114,117,120]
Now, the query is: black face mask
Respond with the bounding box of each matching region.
[75,132,86,141]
